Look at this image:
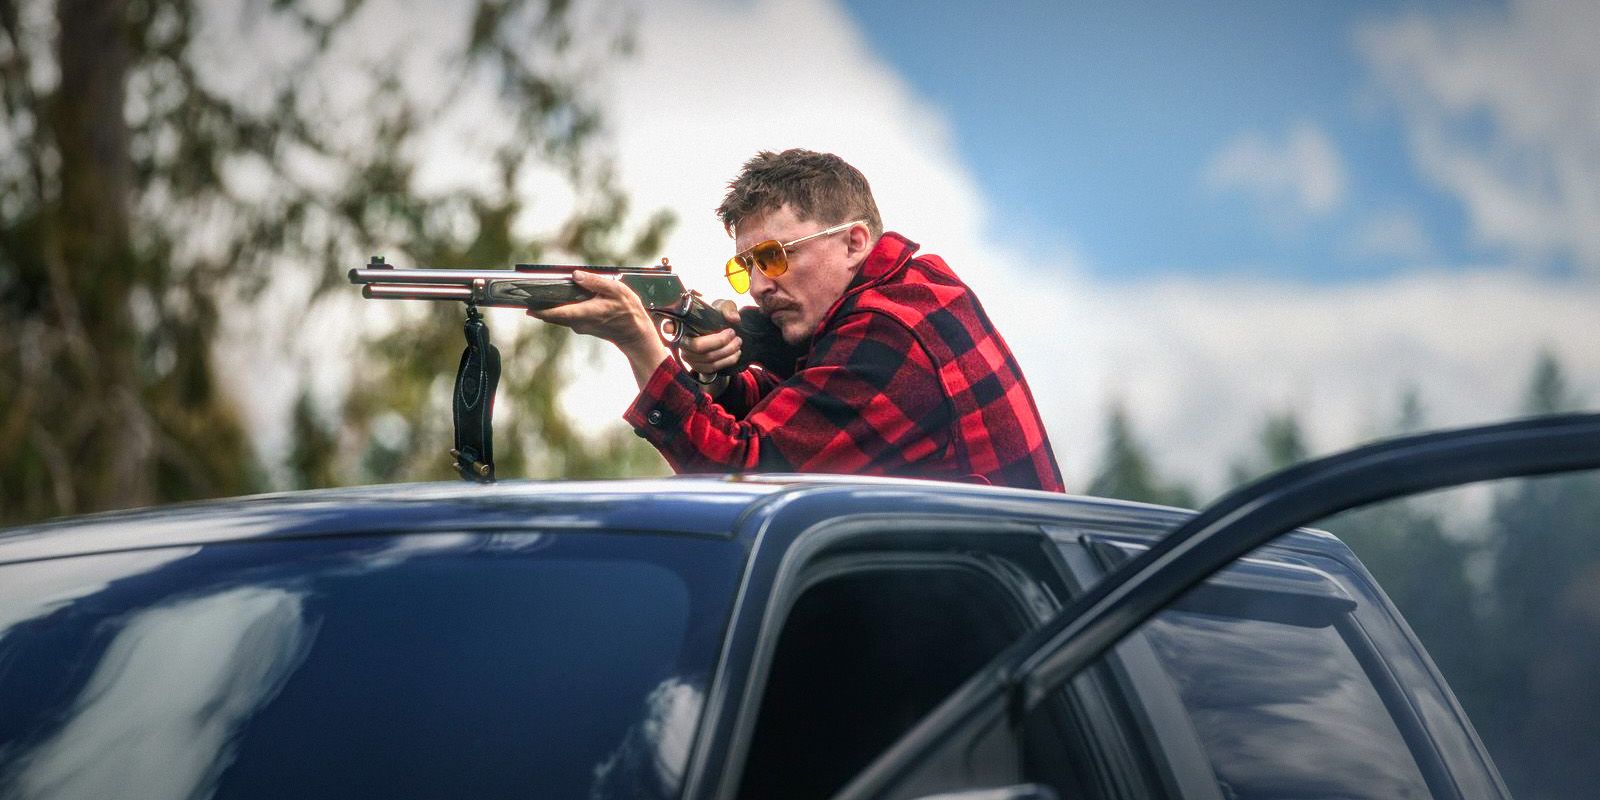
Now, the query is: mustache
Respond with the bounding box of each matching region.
[758,298,797,316]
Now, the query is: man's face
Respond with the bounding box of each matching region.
[733,204,868,345]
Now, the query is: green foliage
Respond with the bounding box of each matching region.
[1469,354,1600,797]
[1227,408,1309,486]
[2,0,266,517]
[1,0,669,522]
[1523,347,1580,415]
[1313,353,1598,800]
[1086,402,1195,508]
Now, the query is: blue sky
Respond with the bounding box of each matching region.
[840,0,1496,283]
[213,0,1597,492]
[591,0,1599,489]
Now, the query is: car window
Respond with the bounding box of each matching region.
[0,531,745,800]
[736,559,1036,800]
[1144,591,1431,799]
[1073,536,1470,800]
[826,415,1600,800]
[1316,470,1600,800]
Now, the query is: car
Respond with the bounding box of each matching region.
[1,413,1596,800]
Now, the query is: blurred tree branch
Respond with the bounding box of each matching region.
[1,0,670,524]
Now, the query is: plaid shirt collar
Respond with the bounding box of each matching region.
[808,231,922,341]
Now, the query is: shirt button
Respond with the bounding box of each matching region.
[647,409,664,426]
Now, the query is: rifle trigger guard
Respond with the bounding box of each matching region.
[655,313,683,344]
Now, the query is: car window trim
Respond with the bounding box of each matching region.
[696,515,1067,800]
[1051,536,1223,800]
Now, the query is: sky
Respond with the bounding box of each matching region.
[589,0,1600,496]
[840,0,1474,283]
[220,0,1600,499]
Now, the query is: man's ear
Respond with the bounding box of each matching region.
[846,223,874,264]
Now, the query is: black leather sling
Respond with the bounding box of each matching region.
[451,305,500,483]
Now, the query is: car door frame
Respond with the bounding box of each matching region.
[676,486,1189,800]
[832,412,1600,800]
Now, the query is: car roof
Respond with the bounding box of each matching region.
[0,474,1343,567]
[0,477,774,563]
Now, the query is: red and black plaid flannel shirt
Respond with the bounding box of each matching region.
[624,232,1065,491]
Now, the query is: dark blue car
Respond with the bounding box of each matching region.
[2,415,1597,799]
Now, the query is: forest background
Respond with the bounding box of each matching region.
[2,1,1597,798]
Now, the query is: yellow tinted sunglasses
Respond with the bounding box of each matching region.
[725,219,866,294]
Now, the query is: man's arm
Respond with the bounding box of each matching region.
[526,270,673,388]
[531,271,786,419]
[625,310,952,475]
[712,367,783,420]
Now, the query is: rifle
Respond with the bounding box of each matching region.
[349,256,803,483]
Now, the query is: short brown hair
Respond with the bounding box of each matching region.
[717,149,883,239]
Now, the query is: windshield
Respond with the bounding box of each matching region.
[0,530,745,800]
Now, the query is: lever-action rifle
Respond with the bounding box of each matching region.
[349,256,803,483]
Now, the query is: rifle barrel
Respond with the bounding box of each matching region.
[362,284,474,300]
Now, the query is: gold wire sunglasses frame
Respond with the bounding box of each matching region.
[724,219,867,294]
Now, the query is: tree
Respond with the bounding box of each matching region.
[1321,389,1482,728]
[1522,346,1580,416]
[1478,350,1600,797]
[1086,402,1195,508]
[1,0,667,524]
[1226,407,1309,486]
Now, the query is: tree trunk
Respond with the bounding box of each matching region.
[50,0,153,510]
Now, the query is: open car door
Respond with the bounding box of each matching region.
[832,412,1600,800]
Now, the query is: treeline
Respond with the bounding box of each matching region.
[1,0,669,526]
[1087,350,1599,800]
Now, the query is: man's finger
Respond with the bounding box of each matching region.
[712,298,740,325]
[528,295,602,323]
[527,305,572,324]
[570,270,620,296]
[705,337,741,363]
[680,328,737,354]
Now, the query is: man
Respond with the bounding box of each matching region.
[531,149,1063,491]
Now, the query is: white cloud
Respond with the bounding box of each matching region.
[3,587,312,800]
[1013,269,1600,496]
[1204,123,1348,217]
[0,548,200,645]
[212,0,1599,502]
[1348,208,1434,263]
[1358,0,1600,272]
[604,0,987,293]
[579,0,1598,497]
[550,0,1008,437]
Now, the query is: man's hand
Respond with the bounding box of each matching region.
[675,299,743,394]
[528,271,671,388]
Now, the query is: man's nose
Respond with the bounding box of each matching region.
[750,267,775,302]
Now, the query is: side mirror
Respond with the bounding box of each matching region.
[911,784,1060,800]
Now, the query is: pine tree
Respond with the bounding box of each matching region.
[1522,347,1579,415]
[1086,402,1196,508]
[1322,389,1481,732]
[1,0,667,520]
[1227,408,1309,486]
[1478,350,1600,796]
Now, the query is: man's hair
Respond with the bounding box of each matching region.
[717,149,883,239]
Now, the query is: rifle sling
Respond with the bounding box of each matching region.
[451,305,500,483]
